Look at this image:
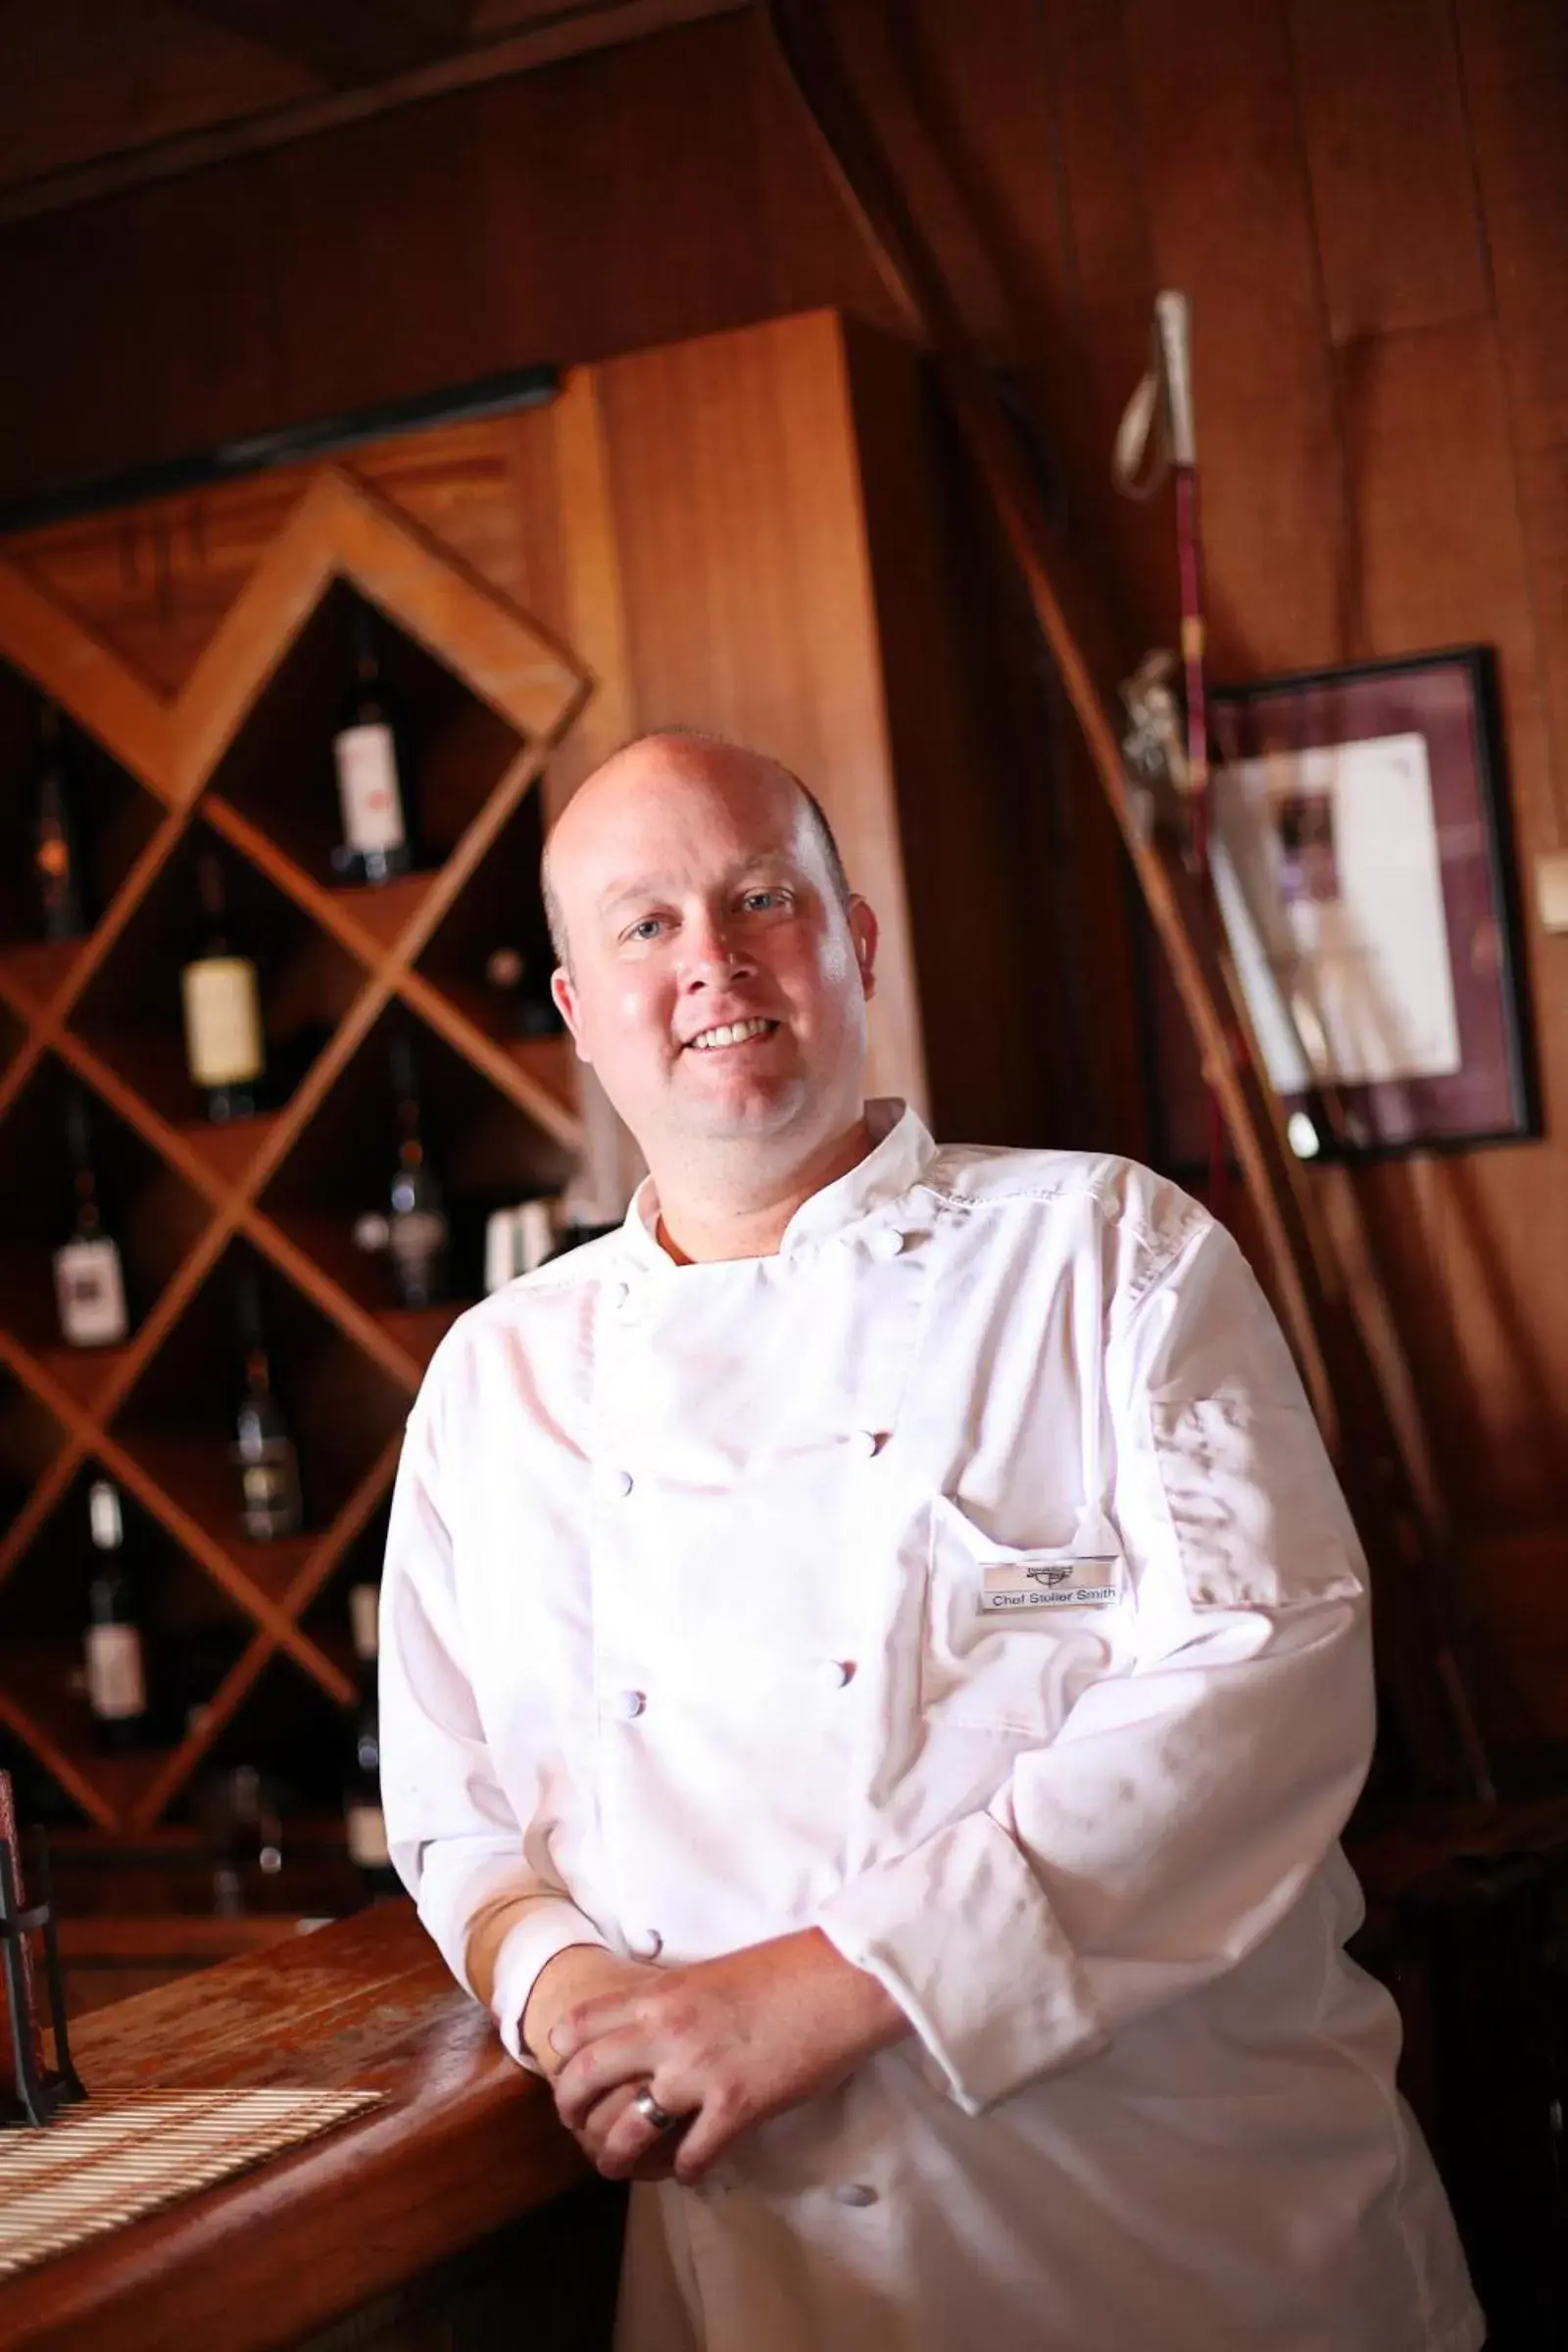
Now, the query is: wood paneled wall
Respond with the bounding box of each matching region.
[1,1,1565,1744]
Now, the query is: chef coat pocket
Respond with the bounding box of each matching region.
[919,1494,1123,1738]
[1150,1396,1365,1611]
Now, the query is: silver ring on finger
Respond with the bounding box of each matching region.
[633,2082,679,2133]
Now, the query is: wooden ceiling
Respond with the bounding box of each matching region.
[0,0,752,218]
[175,2,481,88]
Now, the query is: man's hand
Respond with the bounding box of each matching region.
[550,1928,909,2183]
[521,1946,658,2078]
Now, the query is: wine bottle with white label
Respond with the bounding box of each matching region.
[84,1479,150,1753]
[331,602,416,888]
[181,849,266,1123]
[53,1083,130,1348]
[344,1582,397,1895]
[32,699,89,941]
[230,1264,304,1542]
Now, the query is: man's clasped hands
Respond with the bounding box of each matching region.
[515,1932,909,2184]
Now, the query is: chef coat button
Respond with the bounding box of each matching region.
[832,2181,878,2208]
[628,1927,663,1959]
[610,1689,647,1721]
[852,1428,881,1458]
[869,1226,906,1259]
[615,1469,635,1496]
[817,1659,855,1691]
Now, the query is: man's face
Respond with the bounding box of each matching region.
[549,747,877,1172]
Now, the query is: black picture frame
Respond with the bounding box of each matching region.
[1142,646,1540,1167]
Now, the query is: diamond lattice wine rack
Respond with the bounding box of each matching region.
[0,466,590,1838]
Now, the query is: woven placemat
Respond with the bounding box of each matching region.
[0,2086,384,2282]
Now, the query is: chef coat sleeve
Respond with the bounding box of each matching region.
[815,1213,1375,2117]
[378,1353,611,2065]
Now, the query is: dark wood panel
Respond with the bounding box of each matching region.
[1515,442,1568,847]
[0,3,318,194]
[1123,0,1347,675]
[0,153,282,502]
[1456,0,1568,455]
[270,94,504,424]
[1290,0,1489,342]
[1338,318,1567,1527]
[1040,0,1169,650]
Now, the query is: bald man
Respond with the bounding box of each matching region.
[378,732,1480,2352]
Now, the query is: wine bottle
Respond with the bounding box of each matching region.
[32,699,88,941]
[53,1084,130,1348]
[181,849,265,1123]
[344,1583,397,1895]
[483,1197,560,1291]
[230,1266,304,1542]
[331,602,415,887]
[385,1029,448,1309]
[84,1479,150,1753]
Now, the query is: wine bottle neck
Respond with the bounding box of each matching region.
[352,604,382,686]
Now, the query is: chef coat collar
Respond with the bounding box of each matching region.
[618,1098,935,1269]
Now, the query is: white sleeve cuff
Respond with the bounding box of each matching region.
[488,1897,612,2068]
[816,1810,1106,2115]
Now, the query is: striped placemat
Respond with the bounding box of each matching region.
[0,2087,383,2281]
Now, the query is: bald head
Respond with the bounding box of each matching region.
[541,730,849,974]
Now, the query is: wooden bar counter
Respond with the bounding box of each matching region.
[0,1902,624,2352]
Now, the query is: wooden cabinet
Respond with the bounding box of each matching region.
[0,309,1035,1856]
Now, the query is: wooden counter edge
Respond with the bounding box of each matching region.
[0,1904,596,2352]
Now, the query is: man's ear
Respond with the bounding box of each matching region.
[849,897,878,1002]
[552,966,592,1063]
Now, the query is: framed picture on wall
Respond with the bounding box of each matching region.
[1194,645,1540,1163]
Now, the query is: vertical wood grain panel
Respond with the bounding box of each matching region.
[593,312,927,1113]
[1122,0,1347,674]
[1456,0,1568,455]
[1339,317,1567,1525]
[1514,444,1568,848]
[1340,320,1554,835]
[1290,0,1489,342]
[0,155,281,502]
[270,95,503,423]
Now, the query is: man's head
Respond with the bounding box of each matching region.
[544,731,877,1191]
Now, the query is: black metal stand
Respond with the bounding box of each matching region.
[1,1831,86,2127]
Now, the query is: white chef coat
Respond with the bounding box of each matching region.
[379,1099,1482,2352]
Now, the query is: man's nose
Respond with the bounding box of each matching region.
[681,912,756,985]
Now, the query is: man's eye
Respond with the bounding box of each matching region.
[741,890,787,912]
[625,916,664,943]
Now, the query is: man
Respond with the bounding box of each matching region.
[379,730,1481,2351]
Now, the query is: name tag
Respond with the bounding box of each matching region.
[977,1556,1123,1614]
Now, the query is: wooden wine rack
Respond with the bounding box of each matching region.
[0,461,592,1838]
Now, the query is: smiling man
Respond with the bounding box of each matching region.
[378,731,1480,2352]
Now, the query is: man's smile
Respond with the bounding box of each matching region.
[685,1018,781,1052]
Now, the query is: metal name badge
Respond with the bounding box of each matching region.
[977,1555,1123,1615]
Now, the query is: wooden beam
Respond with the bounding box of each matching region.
[173,0,468,89]
[0,1,753,225]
